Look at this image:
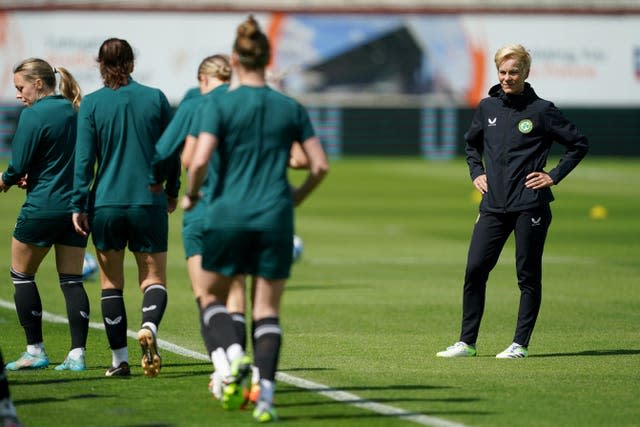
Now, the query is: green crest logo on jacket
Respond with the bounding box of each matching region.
[518,119,533,134]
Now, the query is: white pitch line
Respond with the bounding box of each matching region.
[0,299,467,427]
[275,372,468,427]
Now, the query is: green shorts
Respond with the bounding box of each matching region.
[201,228,292,280]
[91,206,168,253]
[182,212,204,258]
[13,214,87,248]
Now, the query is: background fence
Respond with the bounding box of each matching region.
[1,103,636,158]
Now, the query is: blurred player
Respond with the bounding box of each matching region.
[72,38,178,377]
[0,58,90,372]
[437,44,588,359]
[0,348,23,427]
[152,54,235,313]
[152,54,309,402]
[151,54,249,394]
[183,15,328,422]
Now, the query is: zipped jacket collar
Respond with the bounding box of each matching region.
[488,82,538,109]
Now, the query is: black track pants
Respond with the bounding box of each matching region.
[459,205,552,347]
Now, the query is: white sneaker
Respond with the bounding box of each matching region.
[209,371,223,400]
[253,400,277,423]
[436,341,477,357]
[0,398,23,427]
[496,343,528,359]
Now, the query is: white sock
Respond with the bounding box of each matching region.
[251,365,260,385]
[210,371,223,400]
[211,348,231,378]
[226,343,244,364]
[258,379,275,405]
[141,322,157,336]
[27,343,44,355]
[69,348,84,359]
[111,346,128,367]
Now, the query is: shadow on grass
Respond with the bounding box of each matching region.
[275,382,490,420]
[151,369,213,379]
[14,393,112,406]
[152,361,215,378]
[11,375,117,386]
[121,424,175,427]
[530,348,640,357]
[159,362,211,368]
[277,396,481,408]
[9,362,212,385]
[272,381,487,422]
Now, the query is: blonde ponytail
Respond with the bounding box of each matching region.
[56,66,82,110]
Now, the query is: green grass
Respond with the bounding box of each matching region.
[1,157,638,427]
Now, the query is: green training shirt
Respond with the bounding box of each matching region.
[72,78,174,212]
[3,95,77,218]
[153,83,228,167]
[198,85,315,232]
[151,84,229,226]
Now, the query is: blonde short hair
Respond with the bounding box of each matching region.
[494,44,531,75]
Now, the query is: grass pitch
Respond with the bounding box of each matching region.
[0,157,638,427]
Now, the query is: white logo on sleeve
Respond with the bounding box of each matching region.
[488,118,497,126]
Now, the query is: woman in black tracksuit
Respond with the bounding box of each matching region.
[437,44,589,358]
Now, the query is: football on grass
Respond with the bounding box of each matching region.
[83,253,98,280]
[292,235,303,263]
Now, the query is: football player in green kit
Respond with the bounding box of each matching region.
[1,58,90,373]
[183,16,329,422]
[71,38,179,378]
[152,54,234,319]
[153,53,310,403]
[151,54,249,396]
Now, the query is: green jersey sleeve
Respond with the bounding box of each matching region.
[3,108,42,186]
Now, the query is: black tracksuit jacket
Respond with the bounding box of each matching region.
[465,83,589,213]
